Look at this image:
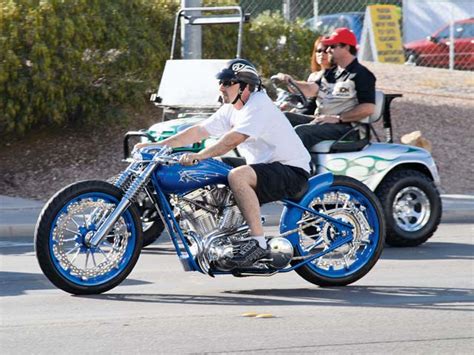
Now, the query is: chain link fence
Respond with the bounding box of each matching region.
[238,0,473,71]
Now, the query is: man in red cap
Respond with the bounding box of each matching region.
[277,27,376,150]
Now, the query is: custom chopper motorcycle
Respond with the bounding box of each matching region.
[132,5,441,249]
[35,146,385,294]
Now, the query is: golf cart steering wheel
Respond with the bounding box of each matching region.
[270,75,309,109]
[286,77,308,108]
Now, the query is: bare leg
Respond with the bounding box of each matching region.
[227,166,263,236]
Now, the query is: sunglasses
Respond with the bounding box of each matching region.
[219,80,239,88]
[329,44,345,49]
[315,48,328,53]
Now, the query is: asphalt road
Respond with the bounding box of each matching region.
[1,223,473,354]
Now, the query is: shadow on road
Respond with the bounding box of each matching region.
[86,286,474,312]
[382,242,474,261]
[139,240,474,260]
[0,271,152,297]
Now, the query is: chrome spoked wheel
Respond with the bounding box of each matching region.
[35,181,142,294]
[393,186,431,232]
[298,190,374,274]
[297,186,379,279]
[50,194,135,284]
[286,176,384,286]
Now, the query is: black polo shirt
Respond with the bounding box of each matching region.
[314,58,376,115]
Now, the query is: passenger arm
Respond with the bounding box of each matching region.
[339,103,376,123]
[275,73,319,97]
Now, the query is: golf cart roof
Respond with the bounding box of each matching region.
[151,6,250,110]
[154,59,229,109]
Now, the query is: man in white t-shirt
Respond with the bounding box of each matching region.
[136,59,310,266]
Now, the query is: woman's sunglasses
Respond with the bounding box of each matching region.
[219,80,239,88]
[315,48,328,53]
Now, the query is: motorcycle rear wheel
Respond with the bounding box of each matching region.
[287,176,385,286]
[35,180,143,295]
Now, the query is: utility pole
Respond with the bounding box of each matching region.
[283,0,291,21]
[181,0,202,59]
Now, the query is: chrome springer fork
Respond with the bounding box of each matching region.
[87,146,172,247]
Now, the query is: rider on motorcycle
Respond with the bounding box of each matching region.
[276,27,377,150]
[135,59,311,265]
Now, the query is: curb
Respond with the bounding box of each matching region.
[1,194,474,238]
[261,195,474,226]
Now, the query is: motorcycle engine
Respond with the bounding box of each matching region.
[172,186,293,272]
[173,185,244,237]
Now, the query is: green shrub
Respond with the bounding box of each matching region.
[201,9,319,80]
[0,0,178,135]
[244,11,318,79]
[1,0,318,137]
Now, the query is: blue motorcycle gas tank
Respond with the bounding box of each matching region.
[155,158,231,194]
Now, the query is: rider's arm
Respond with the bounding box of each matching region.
[135,125,209,150]
[194,131,248,160]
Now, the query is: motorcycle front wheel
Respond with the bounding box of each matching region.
[35,180,143,295]
[285,176,385,286]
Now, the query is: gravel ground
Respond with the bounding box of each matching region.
[0,62,473,201]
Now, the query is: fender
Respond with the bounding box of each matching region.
[279,172,334,244]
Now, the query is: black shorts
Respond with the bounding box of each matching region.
[250,162,309,204]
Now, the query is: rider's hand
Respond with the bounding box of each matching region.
[134,142,161,151]
[179,152,201,166]
[312,114,341,125]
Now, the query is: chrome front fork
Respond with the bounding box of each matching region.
[88,159,159,248]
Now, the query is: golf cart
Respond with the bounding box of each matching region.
[125,5,442,248]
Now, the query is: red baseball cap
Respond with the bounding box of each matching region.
[322,27,357,47]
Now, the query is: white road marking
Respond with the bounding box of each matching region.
[0,241,34,248]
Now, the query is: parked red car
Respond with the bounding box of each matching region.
[404,18,474,70]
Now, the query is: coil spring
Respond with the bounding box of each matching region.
[113,172,142,203]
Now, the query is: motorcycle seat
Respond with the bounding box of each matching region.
[309,91,385,154]
[288,179,309,202]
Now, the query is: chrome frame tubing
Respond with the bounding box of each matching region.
[149,173,202,272]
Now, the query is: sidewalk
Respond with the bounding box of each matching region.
[1,194,474,238]
[0,196,45,238]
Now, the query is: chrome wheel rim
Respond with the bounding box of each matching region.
[393,186,431,232]
[50,193,136,285]
[297,188,377,276]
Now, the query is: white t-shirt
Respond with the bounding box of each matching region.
[200,91,310,173]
